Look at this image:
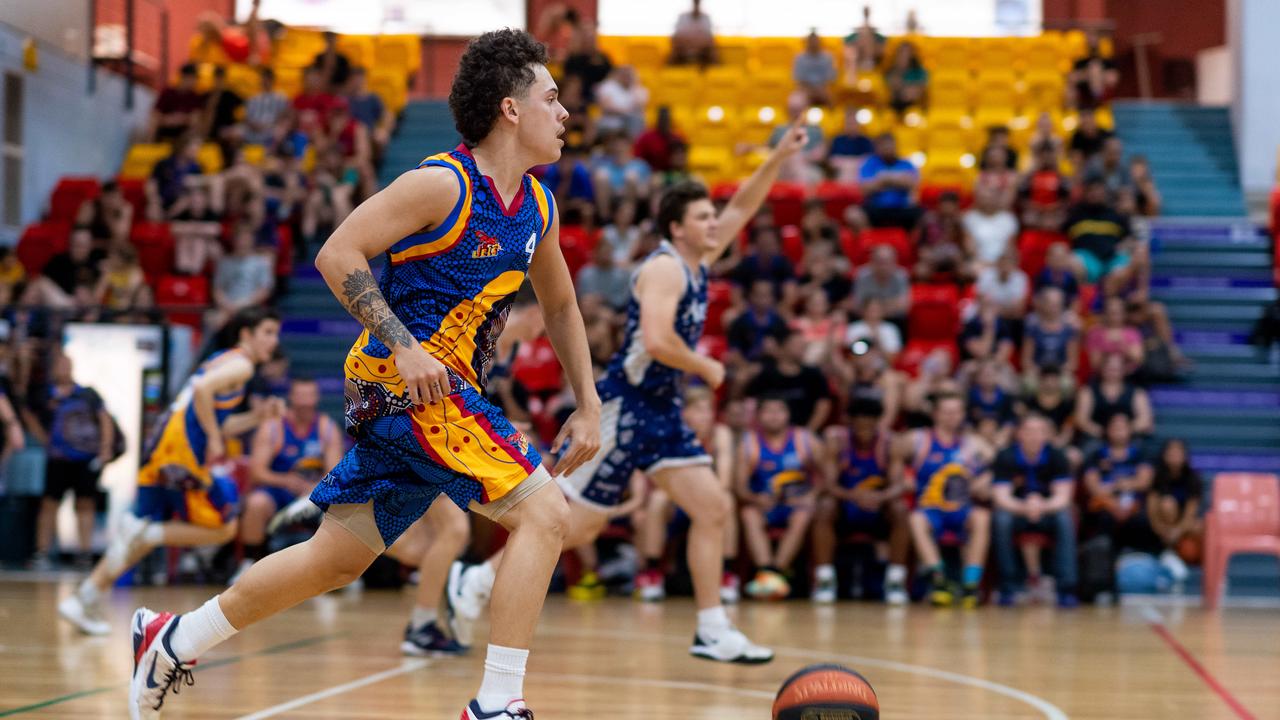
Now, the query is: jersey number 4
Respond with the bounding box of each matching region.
[525,232,537,263]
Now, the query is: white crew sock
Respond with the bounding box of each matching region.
[697,605,731,640]
[476,643,528,712]
[77,578,102,605]
[170,596,238,660]
[411,606,438,629]
[141,523,166,545]
[886,564,907,586]
[815,564,836,582]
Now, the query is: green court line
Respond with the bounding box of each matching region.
[0,631,346,717]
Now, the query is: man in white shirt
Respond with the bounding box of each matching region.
[596,66,650,137]
[963,185,1020,269]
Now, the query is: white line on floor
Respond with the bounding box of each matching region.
[234,658,431,720]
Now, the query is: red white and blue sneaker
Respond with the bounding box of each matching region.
[460,698,534,719]
[401,620,467,657]
[689,627,774,664]
[129,608,196,720]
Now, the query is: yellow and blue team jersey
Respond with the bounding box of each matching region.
[260,415,334,509]
[344,145,556,430]
[838,431,890,526]
[913,431,979,513]
[135,348,249,527]
[750,430,813,500]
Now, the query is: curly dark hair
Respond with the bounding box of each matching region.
[449,29,549,147]
[656,180,710,240]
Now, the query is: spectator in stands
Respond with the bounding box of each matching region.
[149,135,205,211]
[26,352,113,570]
[913,190,975,283]
[982,126,1021,172]
[727,279,789,367]
[883,42,928,116]
[1127,296,1189,382]
[964,184,1018,270]
[310,31,353,92]
[976,145,1018,211]
[793,30,837,106]
[859,133,921,230]
[535,4,585,64]
[670,0,716,66]
[190,3,265,66]
[575,238,631,311]
[852,244,911,326]
[798,239,853,310]
[1091,137,1132,205]
[564,21,613,102]
[1086,296,1144,375]
[76,180,133,248]
[1068,108,1114,170]
[322,99,374,196]
[346,68,393,156]
[1022,287,1078,383]
[977,250,1029,325]
[149,63,205,142]
[1069,30,1119,110]
[95,244,153,319]
[21,227,103,310]
[244,68,291,147]
[203,65,245,152]
[211,222,275,330]
[595,66,649,138]
[1147,439,1203,578]
[1035,242,1081,310]
[791,288,845,365]
[599,197,643,264]
[837,338,904,432]
[843,5,886,75]
[1028,111,1064,158]
[1081,412,1158,556]
[845,298,902,364]
[592,131,652,215]
[541,144,595,207]
[968,359,1017,448]
[1063,172,1136,292]
[960,294,1016,367]
[1019,140,1071,231]
[768,98,827,184]
[730,225,797,304]
[991,413,1079,607]
[170,185,223,275]
[745,330,833,431]
[827,108,874,182]
[1124,155,1161,217]
[0,247,26,306]
[293,66,340,144]
[1074,353,1155,456]
[302,147,357,248]
[634,107,686,173]
[1018,366,1077,460]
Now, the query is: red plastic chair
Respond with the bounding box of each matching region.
[780,225,805,266]
[48,177,101,222]
[766,181,807,228]
[156,274,209,329]
[16,221,72,275]
[908,283,961,341]
[838,227,861,265]
[1017,229,1065,280]
[919,184,972,210]
[704,279,734,336]
[116,177,147,217]
[710,181,740,203]
[814,180,863,222]
[1202,473,1280,609]
[856,227,913,266]
[130,222,175,281]
[895,338,958,377]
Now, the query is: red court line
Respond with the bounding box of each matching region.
[1149,622,1257,720]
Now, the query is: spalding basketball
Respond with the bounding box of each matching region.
[772,663,879,720]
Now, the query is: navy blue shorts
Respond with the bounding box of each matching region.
[256,485,298,511]
[134,476,240,528]
[839,501,892,539]
[921,506,972,540]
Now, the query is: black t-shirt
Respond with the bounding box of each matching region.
[993,444,1072,499]
[958,315,1015,361]
[1023,392,1075,433]
[1063,202,1130,261]
[730,253,796,292]
[42,251,105,295]
[726,310,788,360]
[209,89,245,136]
[745,362,830,426]
[1152,466,1203,508]
[1069,128,1114,160]
[563,51,613,101]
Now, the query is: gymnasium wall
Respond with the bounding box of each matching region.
[0,22,152,241]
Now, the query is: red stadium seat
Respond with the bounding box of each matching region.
[559,225,597,279]
[919,184,972,210]
[512,336,564,395]
[814,180,863,222]
[908,283,961,341]
[48,177,101,222]
[838,227,861,265]
[156,274,209,329]
[780,225,805,266]
[856,227,913,266]
[16,221,71,275]
[130,222,175,280]
[275,224,294,278]
[116,177,147,216]
[710,181,739,203]
[1017,229,1065,280]
[895,338,958,377]
[697,334,727,361]
[766,181,806,228]
[704,278,734,336]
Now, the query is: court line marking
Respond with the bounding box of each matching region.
[234,658,432,720]
[1142,606,1258,720]
[540,623,1070,720]
[0,632,344,717]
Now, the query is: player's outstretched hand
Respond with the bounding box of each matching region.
[550,405,602,478]
[771,118,809,160]
[396,344,451,406]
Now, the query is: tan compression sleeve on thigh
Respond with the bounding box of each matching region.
[471,465,554,522]
[324,501,386,555]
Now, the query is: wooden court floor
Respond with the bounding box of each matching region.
[1,577,1277,719]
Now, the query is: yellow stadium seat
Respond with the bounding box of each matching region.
[688,144,734,183]
[377,35,422,72]
[924,38,973,74]
[974,72,1022,125]
[226,63,261,98]
[274,67,302,98]
[242,144,266,166]
[702,67,745,107]
[195,63,217,93]
[1064,30,1113,60]
[370,70,408,113]
[597,36,628,65]
[978,39,1019,72]
[196,144,224,174]
[1023,35,1067,74]
[1024,71,1065,111]
[838,71,887,108]
[925,118,973,155]
[753,38,799,72]
[929,71,971,118]
[627,37,669,70]
[278,29,325,56]
[737,106,782,145]
[120,143,172,179]
[690,106,738,147]
[652,67,703,109]
[1095,106,1115,130]
[743,71,791,107]
[336,35,374,69]
[717,40,751,68]
[892,124,924,156]
[921,160,975,188]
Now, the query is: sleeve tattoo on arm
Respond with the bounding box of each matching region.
[340,269,416,349]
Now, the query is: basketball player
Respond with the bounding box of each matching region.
[899,391,994,607]
[126,30,600,720]
[229,377,343,584]
[58,307,282,636]
[447,128,809,664]
[813,398,911,604]
[736,395,821,601]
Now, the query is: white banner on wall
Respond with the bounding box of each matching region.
[237,0,525,34]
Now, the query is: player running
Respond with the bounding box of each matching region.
[125,30,600,720]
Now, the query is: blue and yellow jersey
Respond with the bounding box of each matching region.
[138,348,251,489]
[268,416,334,482]
[913,431,982,512]
[838,430,888,494]
[749,429,813,501]
[344,146,556,431]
